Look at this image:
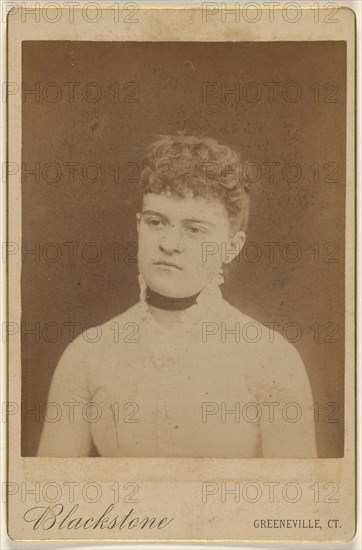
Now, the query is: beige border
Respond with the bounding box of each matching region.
[7,5,356,543]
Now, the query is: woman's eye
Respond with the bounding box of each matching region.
[187,226,203,234]
[146,218,162,227]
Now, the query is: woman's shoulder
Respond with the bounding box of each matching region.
[58,302,144,361]
[219,299,308,383]
[220,299,301,350]
[97,302,144,333]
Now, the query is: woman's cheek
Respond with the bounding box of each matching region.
[138,230,156,257]
[191,249,221,281]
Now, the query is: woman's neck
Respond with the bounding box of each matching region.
[145,287,201,328]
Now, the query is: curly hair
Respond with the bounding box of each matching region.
[139,133,250,232]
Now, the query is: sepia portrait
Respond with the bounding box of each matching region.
[17,37,346,460]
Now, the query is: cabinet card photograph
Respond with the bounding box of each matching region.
[5,3,356,545]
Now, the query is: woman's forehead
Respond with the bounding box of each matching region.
[142,192,229,225]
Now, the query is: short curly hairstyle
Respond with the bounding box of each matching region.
[139,134,250,233]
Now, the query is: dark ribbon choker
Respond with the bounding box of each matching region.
[146,287,201,311]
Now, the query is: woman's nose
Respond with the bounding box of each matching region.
[159,226,182,254]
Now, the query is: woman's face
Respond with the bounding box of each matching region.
[137,192,245,298]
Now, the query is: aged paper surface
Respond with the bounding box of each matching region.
[6,4,356,543]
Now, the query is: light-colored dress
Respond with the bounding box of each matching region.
[37,281,317,458]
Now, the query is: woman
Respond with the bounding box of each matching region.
[37,134,317,458]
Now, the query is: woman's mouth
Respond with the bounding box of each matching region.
[153,261,183,270]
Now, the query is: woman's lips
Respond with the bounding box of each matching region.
[153,261,183,270]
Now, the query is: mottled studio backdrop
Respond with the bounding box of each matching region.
[21,41,346,457]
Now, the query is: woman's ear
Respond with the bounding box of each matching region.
[224,231,246,264]
[136,212,141,233]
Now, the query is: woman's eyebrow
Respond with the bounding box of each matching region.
[183,218,216,226]
[142,210,169,222]
[142,211,216,227]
